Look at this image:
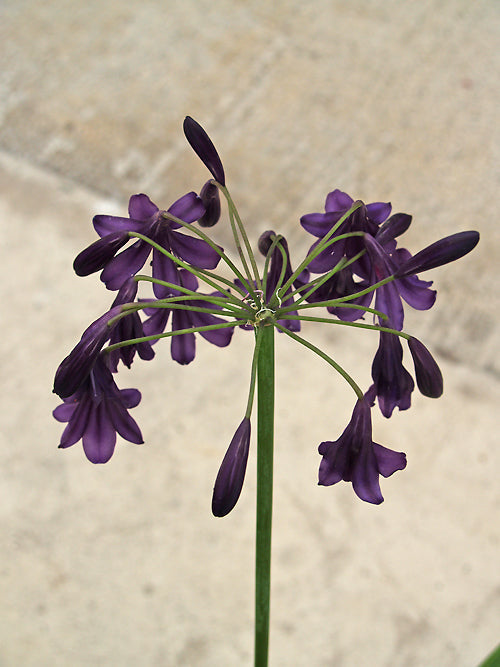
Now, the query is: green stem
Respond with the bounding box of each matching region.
[254,323,274,667]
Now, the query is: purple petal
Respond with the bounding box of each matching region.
[373,443,407,477]
[169,230,222,269]
[93,215,146,237]
[366,201,392,224]
[53,401,77,423]
[107,399,144,444]
[100,240,151,290]
[351,444,384,504]
[300,211,344,238]
[325,189,353,212]
[128,193,159,220]
[168,192,206,226]
[119,388,142,409]
[58,398,92,448]
[183,116,225,186]
[212,418,251,517]
[171,309,196,364]
[82,401,117,464]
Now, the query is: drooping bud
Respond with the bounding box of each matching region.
[212,418,251,517]
[53,305,123,398]
[407,337,443,398]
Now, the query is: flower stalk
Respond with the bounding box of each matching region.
[255,322,275,667]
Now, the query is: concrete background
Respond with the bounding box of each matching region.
[0,1,499,665]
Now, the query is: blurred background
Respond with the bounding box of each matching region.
[1,1,498,665]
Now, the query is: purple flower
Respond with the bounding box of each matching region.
[394,231,479,278]
[212,418,251,516]
[76,192,222,294]
[53,355,143,464]
[371,332,414,418]
[300,190,391,273]
[142,268,233,365]
[318,387,407,504]
[407,336,443,398]
[183,116,226,186]
[53,305,123,399]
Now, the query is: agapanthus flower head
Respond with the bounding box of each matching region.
[212,418,251,517]
[53,305,123,399]
[53,355,143,464]
[318,387,407,504]
[183,116,226,186]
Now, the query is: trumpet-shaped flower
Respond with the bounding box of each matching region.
[318,387,407,504]
[53,355,143,463]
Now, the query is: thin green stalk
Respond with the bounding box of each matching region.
[254,323,275,667]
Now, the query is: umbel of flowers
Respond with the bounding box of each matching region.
[53,117,479,514]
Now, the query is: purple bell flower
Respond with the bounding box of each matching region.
[212,418,251,516]
[318,386,407,504]
[53,355,143,464]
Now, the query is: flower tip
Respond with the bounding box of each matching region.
[183,116,226,186]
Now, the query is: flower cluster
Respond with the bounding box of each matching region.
[53,116,479,512]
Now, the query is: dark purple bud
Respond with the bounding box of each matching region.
[212,418,251,517]
[394,231,479,278]
[197,180,221,227]
[183,116,226,186]
[376,213,412,246]
[407,337,443,398]
[258,230,277,256]
[53,305,123,398]
[73,231,129,276]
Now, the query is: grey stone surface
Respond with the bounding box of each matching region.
[1,1,499,666]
